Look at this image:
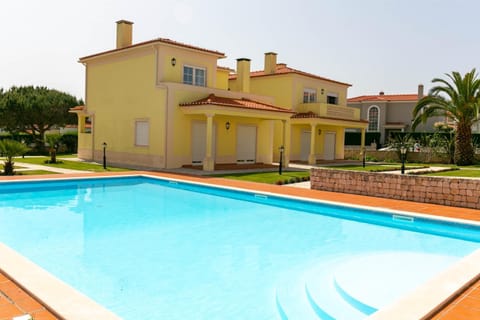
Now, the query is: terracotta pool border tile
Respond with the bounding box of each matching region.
[0,171,479,319]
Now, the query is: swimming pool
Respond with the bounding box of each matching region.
[0,175,479,319]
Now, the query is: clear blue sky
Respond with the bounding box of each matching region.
[1,0,479,100]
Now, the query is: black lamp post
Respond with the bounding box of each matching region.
[400,146,407,174]
[361,147,366,168]
[102,142,107,170]
[279,145,285,175]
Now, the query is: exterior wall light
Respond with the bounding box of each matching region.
[225,121,230,130]
[171,57,176,66]
[321,88,324,95]
[318,129,322,135]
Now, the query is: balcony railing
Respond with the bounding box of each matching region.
[297,102,360,120]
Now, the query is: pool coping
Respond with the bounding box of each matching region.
[0,243,121,320]
[368,249,480,319]
[0,171,479,319]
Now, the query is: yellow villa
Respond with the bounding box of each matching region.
[71,20,367,171]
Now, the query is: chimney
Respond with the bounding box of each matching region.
[236,58,251,93]
[418,84,424,99]
[264,52,277,74]
[116,20,134,49]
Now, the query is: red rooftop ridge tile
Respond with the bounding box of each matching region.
[229,63,351,87]
[348,93,419,103]
[180,94,295,113]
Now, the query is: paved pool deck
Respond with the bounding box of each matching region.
[0,170,479,319]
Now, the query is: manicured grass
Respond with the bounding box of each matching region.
[13,157,128,172]
[213,171,310,184]
[425,169,480,178]
[324,164,426,172]
[16,170,61,175]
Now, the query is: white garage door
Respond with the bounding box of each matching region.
[237,125,256,164]
[192,122,216,165]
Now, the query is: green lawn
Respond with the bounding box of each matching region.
[213,171,310,184]
[425,169,480,177]
[16,170,61,175]
[321,163,480,178]
[13,157,128,172]
[324,164,426,172]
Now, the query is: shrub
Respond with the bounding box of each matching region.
[60,133,78,153]
[275,180,283,185]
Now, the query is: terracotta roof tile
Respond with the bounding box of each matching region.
[69,105,85,111]
[180,94,294,113]
[229,64,351,87]
[348,94,419,103]
[80,38,225,61]
[292,111,368,123]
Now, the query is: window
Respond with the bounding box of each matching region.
[303,88,317,103]
[135,120,149,146]
[327,94,338,105]
[368,106,380,132]
[183,66,206,86]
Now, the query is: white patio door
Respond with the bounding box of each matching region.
[324,132,336,160]
[300,131,311,162]
[192,122,216,165]
[236,125,256,163]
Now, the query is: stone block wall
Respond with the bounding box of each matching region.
[311,168,480,209]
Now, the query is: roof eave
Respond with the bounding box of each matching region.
[79,39,226,63]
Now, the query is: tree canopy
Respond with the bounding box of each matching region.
[412,69,480,165]
[0,86,83,145]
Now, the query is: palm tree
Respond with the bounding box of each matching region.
[412,69,480,165]
[45,134,62,164]
[0,139,30,175]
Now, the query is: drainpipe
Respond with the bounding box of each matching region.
[155,46,169,169]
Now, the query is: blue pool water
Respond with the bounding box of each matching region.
[0,176,479,319]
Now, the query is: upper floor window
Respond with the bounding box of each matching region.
[183,66,206,87]
[303,88,317,103]
[368,106,380,131]
[327,93,338,105]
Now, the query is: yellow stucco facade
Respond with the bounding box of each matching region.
[72,21,366,170]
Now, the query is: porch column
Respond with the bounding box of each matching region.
[360,127,366,149]
[203,113,215,171]
[308,123,317,165]
[282,120,291,167]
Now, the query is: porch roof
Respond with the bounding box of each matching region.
[179,94,294,119]
[291,111,368,128]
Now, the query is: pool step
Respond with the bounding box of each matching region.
[303,262,367,319]
[275,252,461,319]
[275,275,323,320]
[275,258,366,320]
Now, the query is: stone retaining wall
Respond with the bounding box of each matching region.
[311,168,480,209]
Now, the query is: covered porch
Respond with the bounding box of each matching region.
[180,94,294,171]
[291,111,368,164]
